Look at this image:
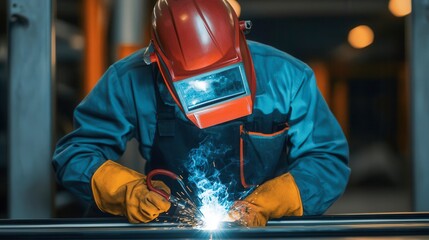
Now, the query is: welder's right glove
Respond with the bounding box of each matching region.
[91,160,171,223]
[228,172,303,227]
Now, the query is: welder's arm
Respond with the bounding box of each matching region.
[229,66,350,226]
[52,65,170,222]
[92,160,171,223]
[286,67,350,216]
[52,65,132,202]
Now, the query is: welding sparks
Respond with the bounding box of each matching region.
[193,179,233,230]
[199,197,228,230]
[180,139,256,230]
[185,139,234,230]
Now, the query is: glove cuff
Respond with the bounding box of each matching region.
[91,160,145,215]
[275,173,304,217]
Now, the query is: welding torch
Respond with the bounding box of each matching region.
[146,169,204,219]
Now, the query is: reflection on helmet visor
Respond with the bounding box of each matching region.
[174,64,248,112]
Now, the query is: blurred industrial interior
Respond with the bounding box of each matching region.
[0,0,425,219]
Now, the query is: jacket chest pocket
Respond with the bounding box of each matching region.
[240,123,289,188]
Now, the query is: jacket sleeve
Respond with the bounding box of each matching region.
[52,65,136,202]
[287,66,350,215]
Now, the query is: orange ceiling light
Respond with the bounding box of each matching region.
[348,25,374,49]
[389,0,412,17]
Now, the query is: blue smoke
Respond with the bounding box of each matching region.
[185,138,234,227]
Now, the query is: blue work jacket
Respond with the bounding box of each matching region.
[52,41,350,215]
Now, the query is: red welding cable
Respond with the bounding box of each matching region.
[146,169,179,200]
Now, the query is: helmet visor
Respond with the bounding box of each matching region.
[174,63,250,112]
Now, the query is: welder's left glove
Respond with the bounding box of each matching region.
[228,173,303,227]
[91,160,171,223]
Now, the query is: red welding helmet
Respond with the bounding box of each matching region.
[144,0,256,129]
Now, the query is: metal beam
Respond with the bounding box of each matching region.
[411,0,429,212]
[7,0,55,218]
[240,0,390,17]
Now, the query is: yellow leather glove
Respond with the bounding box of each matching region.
[91,160,171,223]
[228,173,303,227]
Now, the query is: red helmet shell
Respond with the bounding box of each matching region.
[150,0,256,128]
[152,0,242,80]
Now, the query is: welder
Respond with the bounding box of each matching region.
[52,0,350,227]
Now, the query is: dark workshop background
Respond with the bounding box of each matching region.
[1,0,424,218]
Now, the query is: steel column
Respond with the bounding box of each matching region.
[411,0,429,211]
[83,0,108,95]
[113,0,149,59]
[7,0,55,218]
